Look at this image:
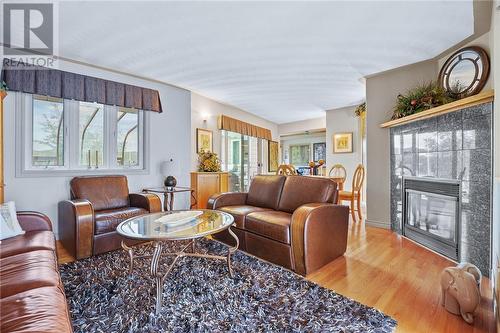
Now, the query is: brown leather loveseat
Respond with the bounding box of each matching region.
[0,212,73,332]
[208,175,349,275]
[58,175,161,259]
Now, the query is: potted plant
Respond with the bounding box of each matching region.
[391,81,456,120]
[0,81,7,100]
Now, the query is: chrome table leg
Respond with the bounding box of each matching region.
[150,242,164,315]
[121,241,135,274]
[227,227,239,278]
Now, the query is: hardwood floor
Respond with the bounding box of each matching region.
[308,221,496,333]
[56,220,497,333]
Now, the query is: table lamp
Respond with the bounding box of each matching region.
[161,159,177,189]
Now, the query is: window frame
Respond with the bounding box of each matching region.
[15,92,149,177]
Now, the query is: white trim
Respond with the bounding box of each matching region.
[365,219,391,229]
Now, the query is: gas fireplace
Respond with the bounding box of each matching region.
[402,177,461,261]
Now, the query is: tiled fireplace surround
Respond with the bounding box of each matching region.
[390,101,493,276]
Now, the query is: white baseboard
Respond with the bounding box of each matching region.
[365,219,391,229]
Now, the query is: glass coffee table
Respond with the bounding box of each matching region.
[116,209,237,314]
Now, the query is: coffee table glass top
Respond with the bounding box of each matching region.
[116,209,234,241]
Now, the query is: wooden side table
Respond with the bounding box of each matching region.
[142,186,197,211]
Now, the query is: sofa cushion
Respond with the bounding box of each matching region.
[219,205,272,229]
[246,175,286,210]
[94,207,148,235]
[0,231,55,259]
[277,176,336,213]
[245,210,292,244]
[70,175,130,211]
[0,286,73,333]
[0,250,60,299]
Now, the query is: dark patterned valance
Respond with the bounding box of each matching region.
[1,59,163,113]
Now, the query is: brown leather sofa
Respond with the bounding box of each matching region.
[58,175,161,259]
[0,211,73,333]
[208,175,349,275]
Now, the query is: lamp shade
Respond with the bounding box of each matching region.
[160,159,177,177]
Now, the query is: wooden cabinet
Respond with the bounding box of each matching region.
[190,172,228,209]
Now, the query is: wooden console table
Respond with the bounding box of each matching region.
[190,172,228,209]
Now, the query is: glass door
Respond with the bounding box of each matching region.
[222,131,263,192]
[225,131,242,192]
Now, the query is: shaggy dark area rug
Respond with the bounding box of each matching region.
[60,239,396,333]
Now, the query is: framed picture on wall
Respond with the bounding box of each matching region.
[196,128,213,153]
[268,141,279,172]
[313,142,326,162]
[333,132,353,153]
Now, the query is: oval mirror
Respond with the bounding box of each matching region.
[438,46,490,99]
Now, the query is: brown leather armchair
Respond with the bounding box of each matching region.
[208,175,349,276]
[58,175,161,259]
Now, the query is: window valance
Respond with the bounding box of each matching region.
[218,115,272,140]
[1,59,163,113]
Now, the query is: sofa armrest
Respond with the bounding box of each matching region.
[207,192,248,209]
[129,193,162,213]
[58,199,94,260]
[291,203,349,276]
[16,211,53,232]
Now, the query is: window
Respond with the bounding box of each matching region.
[79,102,104,167]
[117,107,139,167]
[31,96,65,167]
[19,93,146,175]
[290,144,310,166]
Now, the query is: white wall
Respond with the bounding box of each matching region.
[325,105,362,188]
[191,92,279,170]
[278,116,326,136]
[4,59,192,239]
[365,60,437,229]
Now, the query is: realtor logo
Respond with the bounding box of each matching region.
[3,3,54,55]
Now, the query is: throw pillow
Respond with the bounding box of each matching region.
[0,201,25,240]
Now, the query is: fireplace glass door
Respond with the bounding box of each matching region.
[403,185,460,260]
[406,190,458,244]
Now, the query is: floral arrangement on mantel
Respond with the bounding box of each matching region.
[197,151,222,172]
[391,81,456,120]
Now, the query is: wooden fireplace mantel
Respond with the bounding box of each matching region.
[380,89,494,128]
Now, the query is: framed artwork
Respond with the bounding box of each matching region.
[268,141,279,172]
[196,128,213,153]
[313,142,326,162]
[333,132,353,153]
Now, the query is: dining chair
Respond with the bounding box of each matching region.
[328,164,347,190]
[338,164,365,222]
[276,164,297,175]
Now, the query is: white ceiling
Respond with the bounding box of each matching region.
[59,1,473,124]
